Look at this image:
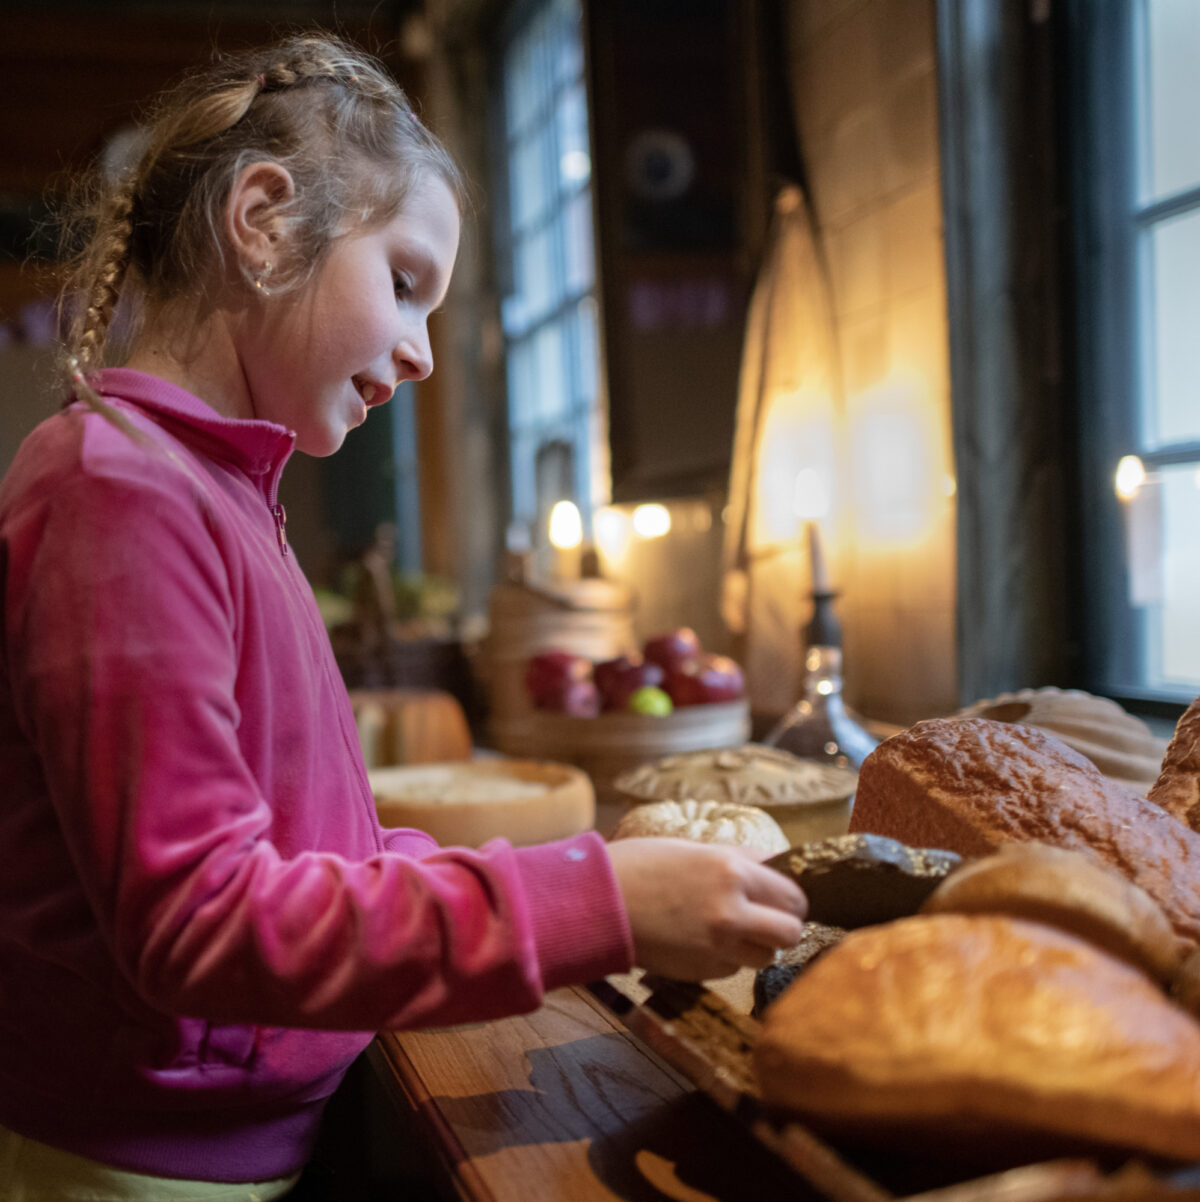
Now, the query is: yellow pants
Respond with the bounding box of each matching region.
[0,1122,299,1201]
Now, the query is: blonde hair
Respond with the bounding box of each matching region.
[58,32,465,414]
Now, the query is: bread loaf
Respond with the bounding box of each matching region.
[848,718,1200,948]
[919,842,1184,984]
[754,914,1200,1165]
[1148,694,1200,830]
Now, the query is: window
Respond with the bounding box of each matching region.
[493,0,606,550]
[1072,0,1200,706]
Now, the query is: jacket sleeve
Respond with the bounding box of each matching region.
[3,453,632,1031]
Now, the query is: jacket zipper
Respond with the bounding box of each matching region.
[270,502,289,557]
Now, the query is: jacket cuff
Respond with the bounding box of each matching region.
[510,831,634,991]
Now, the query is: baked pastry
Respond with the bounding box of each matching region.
[610,797,789,855]
[954,686,1167,792]
[920,842,1183,985]
[849,718,1200,949]
[613,744,858,808]
[753,914,1200,1165]
[614,745,859,846]
[1148,694,1200,830]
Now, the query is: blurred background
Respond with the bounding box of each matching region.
[1,0,1196,739]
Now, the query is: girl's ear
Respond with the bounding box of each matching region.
[226,161,296,273]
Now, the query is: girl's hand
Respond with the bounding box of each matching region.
[605,837,808,981]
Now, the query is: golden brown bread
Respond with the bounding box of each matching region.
[753,914,1200,1165]
[849,718,1200,949]
[920,842,1184,984]
[1148,694,1200,830]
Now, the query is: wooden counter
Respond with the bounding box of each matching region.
[367,983,823,1202]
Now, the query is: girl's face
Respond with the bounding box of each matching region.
[240,172,461,456]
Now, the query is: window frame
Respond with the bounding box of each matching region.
[1068,0,1200,711]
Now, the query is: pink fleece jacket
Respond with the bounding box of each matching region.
[0,369,633,1183]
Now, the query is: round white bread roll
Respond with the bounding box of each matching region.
[611,797,789,855]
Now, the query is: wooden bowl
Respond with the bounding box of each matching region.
[368,758,595,848]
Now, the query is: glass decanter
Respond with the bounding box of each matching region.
[765,591,879,770]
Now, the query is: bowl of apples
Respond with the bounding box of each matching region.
[488,627,751,832]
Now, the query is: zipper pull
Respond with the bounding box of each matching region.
[270,502,289,557]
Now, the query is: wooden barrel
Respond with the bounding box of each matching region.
[483,576,637,724]
[490,699,751,835]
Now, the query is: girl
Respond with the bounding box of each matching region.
[0,33,807,1199]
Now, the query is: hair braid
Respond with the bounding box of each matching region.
[71,178,135,373]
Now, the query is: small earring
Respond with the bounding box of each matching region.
[254,261,273,296]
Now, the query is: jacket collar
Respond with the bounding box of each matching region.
[90,368,296,479]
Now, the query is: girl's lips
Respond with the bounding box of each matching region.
[353,376,394,407]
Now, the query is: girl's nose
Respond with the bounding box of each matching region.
[394,323,434,382]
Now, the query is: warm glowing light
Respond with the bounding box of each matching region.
[1115,455,1146,501]
[593,506,632,563]
[632,503,671,539]
[756,395,835,544]
[548,500,582,549]
[793,467,832,521]
[849,376,940,544]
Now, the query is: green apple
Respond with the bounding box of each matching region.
[627,685,673,716]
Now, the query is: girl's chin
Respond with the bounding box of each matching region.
[295,425,351,457]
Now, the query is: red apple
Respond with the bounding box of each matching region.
[664,652,745,706]
[535,677,601,717]
[525,650,592,707]
[593,655,665,712]
[642,627,703,672]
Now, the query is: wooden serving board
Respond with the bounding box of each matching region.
[586,976,1200,1202]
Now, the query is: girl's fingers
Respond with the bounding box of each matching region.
[736,905,806,955]
[741,861,808,917]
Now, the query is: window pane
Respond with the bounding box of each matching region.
[550,0,583,86]
[515,225,557,323]
[1147,208,1200,445]
[562,187,595,296]
[532,322,567,420]
[510,132,550,232]
[504,36,537,135]
[1148,462,1200,690]
[510,428,538,520]
[572,296,598,407]
[1146,0,1200,198]
[505,340,536,426]
[556,82,591,192]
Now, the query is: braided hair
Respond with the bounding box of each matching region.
[58,32,465,416]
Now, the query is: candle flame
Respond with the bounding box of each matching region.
[632,503,671,539]
[548,500,582,549]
